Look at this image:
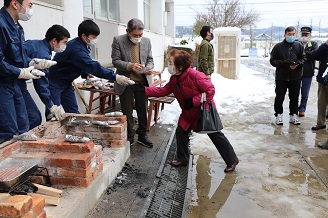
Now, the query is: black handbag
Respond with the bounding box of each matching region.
[196,93,223,134]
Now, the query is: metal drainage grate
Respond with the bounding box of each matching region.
[140,126,192,218]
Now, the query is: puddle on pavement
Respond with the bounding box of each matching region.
[248,124,275,135]
[188,155,272,218]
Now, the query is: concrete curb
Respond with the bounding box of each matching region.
[45,143,130,218]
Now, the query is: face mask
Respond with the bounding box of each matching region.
[130,37,142,44]
[87,37,98,46]
[299,36,309,43]
[54,44,66,53]
[168,64,176,75]
[286,36,296,43]
[17,3,33,21]
[211,33,214,40]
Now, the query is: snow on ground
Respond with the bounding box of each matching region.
[158,63,275,123]
[155,63,275,158]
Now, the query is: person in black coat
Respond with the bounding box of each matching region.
[270,26,304,125]
[298,27,318,117]
[308,39,328,133]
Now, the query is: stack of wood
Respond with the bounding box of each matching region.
[28,183,62,206]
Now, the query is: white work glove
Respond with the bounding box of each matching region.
[31,69,45,77]
[116,75,135,86]
[18,66,40,80]
[29,58,57,70]
[49,105,65,121]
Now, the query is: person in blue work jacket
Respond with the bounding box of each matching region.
[23,25,70,128]
[48,20,131,114]
[0,0,50,143]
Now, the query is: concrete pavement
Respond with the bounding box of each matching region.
[188,60,328,217]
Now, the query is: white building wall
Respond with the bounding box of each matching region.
[19,0,174,121]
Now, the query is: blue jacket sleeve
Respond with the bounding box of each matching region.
[71,47,116,82]
[0,28,21,77]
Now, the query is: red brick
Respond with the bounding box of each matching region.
[96,154,102,165]
[73,152,94,168]
[51,137,94,153]
[53,143,81,153]
[94,145,102,157]
[0,193,10,202]
[0,195,32,217]
[23,210,33,218]
[50,177,81,186]
[91,132,125,140]
[80,173,93,187]
[57,164,92,177]
[81,141,94,153]
[92,168,99,179]
[0,141,21,158]
[31,196,45,217]
[98,162,104,172]
[34,121,62,137]
[83,123,125,133]
[101,139,126,147]
[46,153,74,168]
[36,210,46,218]
[21,139,53,152]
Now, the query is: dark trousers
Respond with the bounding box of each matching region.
[119,83,148,139]
[176,126,238,166]
[0,79,29,143]
[48,80,79,115]
[19,81,42,130]
[298,76,313,112]
[274,79,301,115]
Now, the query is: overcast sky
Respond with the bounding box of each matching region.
[175,0,328,29]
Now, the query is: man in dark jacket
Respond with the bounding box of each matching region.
[270,26,304,125]
[308,39,328,132]
[298,27,318,117]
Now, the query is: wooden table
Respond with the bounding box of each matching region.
[147,94,175,131]
[78,81,176,131]
[78,87,118,114]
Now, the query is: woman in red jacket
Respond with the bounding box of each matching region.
[144,49,238,172]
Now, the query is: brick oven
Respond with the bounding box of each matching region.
[0,113,127,188]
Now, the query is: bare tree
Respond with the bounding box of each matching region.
[193,0,260,35]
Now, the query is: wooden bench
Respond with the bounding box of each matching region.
[147,94,175,131]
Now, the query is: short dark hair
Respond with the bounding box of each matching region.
[285,26,296,34]
[4,0,23,7]
[200,26,211,38]
[45,25,70,42]
[170,49,192,73]
[127,18,144,33]
[78,20,100,37]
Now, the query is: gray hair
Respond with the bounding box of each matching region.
[127,18,144,33]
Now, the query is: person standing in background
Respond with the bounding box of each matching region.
[270,26,304,125]
[24,24,70,127]
[298,27,318,118]
[111,18,154,148]
[198,26,214,80]
[309,39,328,132]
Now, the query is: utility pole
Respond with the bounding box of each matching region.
[319,21,321,38]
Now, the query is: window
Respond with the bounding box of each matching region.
[37,0,63,7]
[143,0,150,29]
[95,0,108,19]
[83,0,93,15]
[108,0,119,21]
